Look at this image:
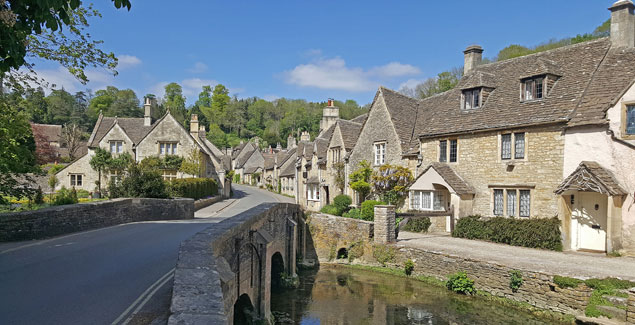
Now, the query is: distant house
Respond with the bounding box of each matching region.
[55,97,229,195]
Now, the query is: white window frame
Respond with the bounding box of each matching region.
[109,140,123,154]
[374,142,386,165]
[521,77,544,101]
[492,188,531,218]
[70,174,83,187]
[409,190,446,211]
[159,142,178,155]
[500,132,526,161]
[162,170,178,181]
[307,184,320,201]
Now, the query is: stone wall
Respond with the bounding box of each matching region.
[0,198,194,241]
[419,124,565,218]
[628,287,635,324]
[306,213,374,263]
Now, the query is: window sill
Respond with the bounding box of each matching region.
[520,98,544,103]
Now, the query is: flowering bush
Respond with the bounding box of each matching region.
[370,164,413,206]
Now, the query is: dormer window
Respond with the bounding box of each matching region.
[522,76,544,101]
[462,88,481,110]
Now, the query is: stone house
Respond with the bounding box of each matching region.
[345,87,421,205]
[56,97,228,195]
[232,141,259,183]
[278,148,297,197]
[324,117,364,200]
[238,145,265,186]
[407,1,635,253]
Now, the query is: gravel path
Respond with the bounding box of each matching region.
[397,232,635,281]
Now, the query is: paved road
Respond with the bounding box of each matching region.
[0,185,292,325]
[399,231,635,281]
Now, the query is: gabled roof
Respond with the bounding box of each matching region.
[279,151,297,178]
[555,161,626,196]
[232,142,247,159]
[31,123,62,141]
[317,123,336,141]
[277,147,296,167]
[234,142,258,168]
[336,119,363,150]
[263,153,276,170]
[244,166,262,174]
[350,113,368,124]
[88,116,153,147]
[414,163,475,195]
[379,87,420,152]
[314,138,329,161]
[417,38,614,137]
[460,71,497,89]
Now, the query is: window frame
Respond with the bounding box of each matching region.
[521,76,545,101]
[622,101,635,140]
[159,142,178,155]
[307,183,320,201]
[409,190,447,211]
[70,174,83,187]
[499,132,526,161]
[491,188,531,218]
[373,142,386,166]
[162,170,178,181]
[109,140,124,154]
[438,138,458,163]
[462,88,481,110]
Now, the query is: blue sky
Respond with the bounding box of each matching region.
[33,0,613,105]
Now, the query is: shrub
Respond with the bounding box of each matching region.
[452,215,562,251]
[402,217,432,233]
[372,244,396,266]
[233,173,241,183]
[509,270,523,293]
[404,259,415,276]
[320,204,339,216]
[342,208,361,219]
[34,187,44,204]
[53,187,79,205]
[333,194,352,215]
[553,275,583,289]
[76,189,90,199]
[446,271,475,295]
[109,165,169,199]
[168,178,218,200]
[360,200,385,221]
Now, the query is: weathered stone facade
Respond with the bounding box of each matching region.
[419,124,565,219]
[628,287,635,324]
[373,205,395,244]
[0,198,194,242]
[306,213,374,263]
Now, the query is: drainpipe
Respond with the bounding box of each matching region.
[607,129,635,149]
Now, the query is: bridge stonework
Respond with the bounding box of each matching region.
[168,203,304,324]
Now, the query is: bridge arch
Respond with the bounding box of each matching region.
[270,252,285,292]
[233,293,256,324]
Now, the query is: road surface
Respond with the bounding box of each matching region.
[0,185,292,325]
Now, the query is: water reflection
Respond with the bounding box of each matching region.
[270,265,565,325]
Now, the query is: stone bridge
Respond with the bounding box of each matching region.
[168,203,306,324]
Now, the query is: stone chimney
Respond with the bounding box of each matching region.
[609,0,635,48]
[287,134,297,149]
[463,45,483,75]
[190,114,199,138]
[300,131,311,142]
[320,98,339,134]
[144,96,154,126]
[198,125,206,139]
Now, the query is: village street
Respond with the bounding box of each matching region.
[0,185,292,325]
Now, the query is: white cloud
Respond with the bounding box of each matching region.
[117,55,142,69]
[187,62,208,73]
[283,56,421,92]
[26,66,116,94]
[399,78,425,90]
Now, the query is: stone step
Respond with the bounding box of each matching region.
[604,295,628,307]
[575,315,624,325]
[595,305,626,322]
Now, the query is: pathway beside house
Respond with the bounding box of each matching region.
[398,232,635,281]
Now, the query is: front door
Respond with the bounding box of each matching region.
[571,192,607,252]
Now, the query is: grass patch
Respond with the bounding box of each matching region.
[583,278,635,318]
[553,275,584,289]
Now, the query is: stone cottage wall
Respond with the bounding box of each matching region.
[0,198,194,241]
[419,124,565,218]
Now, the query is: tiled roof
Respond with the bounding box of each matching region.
[350,113,368,124]
[235,142,257,168]
[555,161,626,196]
[244,166,262,174]
[89,117,153,147]
[380,87,420,152]
[279,152,297,177]
[263,153,275,170]
[317,124,336,141]
[417,38,613,137]
[314,138,329,160]
[277,148,296,167]
[337,119,363,150]
[417,163,475,195]
[31,123,61,141]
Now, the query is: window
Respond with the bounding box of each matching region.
[439,140,447,162]
[109,141,123,154]
[626,104,635,136]
[493,189,504,216]
[162,170,177,181]
[332,148,341,163]
[374,142,386,165]
[501,132,525,160]
[160,142,177,155]
[492,188,531,217]
[307,184,320,201]
[70,174,83,187]
[439,139,457,163]
[462,88,481,109]
[409,190,446,211]
[109,170,122,184]
[522,77,544,101]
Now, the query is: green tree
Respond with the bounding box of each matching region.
[349,160,372,203]
[89,148,111,193]
[45,89,75,125]
[87,86,141,121]
[179,149,203,176]
[163,82,188,127]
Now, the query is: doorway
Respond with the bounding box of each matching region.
[571,192,608,252]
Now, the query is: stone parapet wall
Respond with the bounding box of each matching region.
[392,246,591,316]
[306,213,374,262]
[194,196,223,210]
[374,206,395,244]
[628,287,635,324]
[0,198,194,241]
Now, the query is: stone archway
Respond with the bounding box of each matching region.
[233,294,256,325]
[270,252,285,293]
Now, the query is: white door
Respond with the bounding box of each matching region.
[571,192,607,252]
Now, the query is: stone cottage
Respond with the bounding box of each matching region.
[407,1,635,254]
[324,117,364,200]
[56,97,228,195]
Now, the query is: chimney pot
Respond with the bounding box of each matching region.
[463,45,483,75]
[609,0,635,48]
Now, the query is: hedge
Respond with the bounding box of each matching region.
[360,200,385,221]
[452,215,562,251]
[168,178,218,200]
